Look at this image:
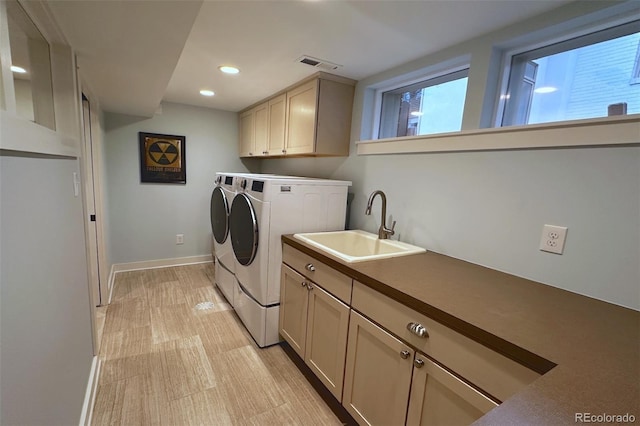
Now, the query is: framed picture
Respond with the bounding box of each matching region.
[139,132,186,184]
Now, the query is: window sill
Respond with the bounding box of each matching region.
[356,115,640,155]
[0,110,79,158]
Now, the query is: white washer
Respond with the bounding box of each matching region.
[210,172,241,305]
[229,175,351,347]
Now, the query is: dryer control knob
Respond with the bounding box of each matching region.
[215,176,221,184]
[241,179,247,189]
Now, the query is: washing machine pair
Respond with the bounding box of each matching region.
[210,172,351,347]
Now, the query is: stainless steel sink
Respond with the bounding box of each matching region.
[293,230,425,263]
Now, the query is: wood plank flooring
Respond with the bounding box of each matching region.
[92,263,341,425]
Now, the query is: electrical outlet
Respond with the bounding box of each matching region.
[176,234,184,245]
[539,225,567,254]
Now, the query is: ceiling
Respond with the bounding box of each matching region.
[47,0,575,117]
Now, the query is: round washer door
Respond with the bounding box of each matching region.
[229,193,259,266]
[210,187,229,244]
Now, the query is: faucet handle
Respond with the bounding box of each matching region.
[389,220,396,235]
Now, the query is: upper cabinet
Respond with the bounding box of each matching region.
[238,72,355,158]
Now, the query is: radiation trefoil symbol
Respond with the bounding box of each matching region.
[148,140,179,166]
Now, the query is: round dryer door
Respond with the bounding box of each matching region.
[210,187,229,244]
[229,193,258,266]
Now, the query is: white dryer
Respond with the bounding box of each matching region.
[229,175,351,347]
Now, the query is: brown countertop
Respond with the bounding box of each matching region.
[282,235,640,425]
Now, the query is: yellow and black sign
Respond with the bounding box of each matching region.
[139,132,186,184]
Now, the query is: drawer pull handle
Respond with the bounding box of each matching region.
[305,263,316,272]
[399,350,410,359]
[301,281,307,287]
[414,358,425,368]
[307,284,314,291]
[407,322,429,338]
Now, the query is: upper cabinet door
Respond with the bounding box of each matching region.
[239,109,255,157]
[253,102,269,156]
[267,94,286,155]
[285,79,318,155]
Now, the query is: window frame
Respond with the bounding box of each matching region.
[494,19,640,127]
[369,58,470,141]
[378,68,469,139]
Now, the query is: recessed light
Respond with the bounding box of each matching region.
[219,66,239,75]
[11,65,26,73]
[200,90,215,97]
[534,86,558,94]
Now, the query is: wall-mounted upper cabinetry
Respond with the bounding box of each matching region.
[238,72,355,158]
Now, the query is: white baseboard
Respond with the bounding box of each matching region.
[112,255,213,273]
[79,356,101,426]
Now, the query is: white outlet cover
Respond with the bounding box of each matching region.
[539,225,568,254]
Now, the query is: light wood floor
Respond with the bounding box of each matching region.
[92,263,341,425]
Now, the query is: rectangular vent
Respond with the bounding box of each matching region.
[296,55,342,71]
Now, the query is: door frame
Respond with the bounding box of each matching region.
[77,75,109,354]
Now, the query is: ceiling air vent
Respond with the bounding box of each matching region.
[296,55,342,71]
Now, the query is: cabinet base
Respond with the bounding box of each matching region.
[280,341,357,426]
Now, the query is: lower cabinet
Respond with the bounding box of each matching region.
[342,311,414,425]
[280,245,537,426]
[279,264,350,400]
[343,311,498,426]
[407,355,498,426]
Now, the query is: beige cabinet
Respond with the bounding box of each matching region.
[239,72,355,158]
[253,102,268,156]
[267,94,286,155]
[343,311,415,425]
[407,356,498,426]
[279,264,350,400]
[284,80,318,155]
[344,311,499,426]
[239,109,254,157]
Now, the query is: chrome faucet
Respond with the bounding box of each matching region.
[365,190,396,239]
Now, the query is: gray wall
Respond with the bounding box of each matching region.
[0,153,94,424]
[261,2,640,310]
[104,102,256,265]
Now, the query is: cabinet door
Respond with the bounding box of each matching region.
[343,311,414,425]
[279,265,309,357]
[253,102,269,156]
[239,109,254,157]
[285,80,318,155]
[305,283,350,401]
[407,355,498,426]
[267,94,286,155]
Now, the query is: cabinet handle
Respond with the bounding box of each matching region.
[407,322,429,338]
[249,152,253,156]
[414,358,425,368]
[400,350,410,359]
[307,283,313,291]
[282,149,286,154]
[263,151,269,155]
[305,263,315,272]
[301,281,307,287]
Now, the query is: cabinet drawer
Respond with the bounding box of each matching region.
[352,281,540,402]
[283,245,352,304]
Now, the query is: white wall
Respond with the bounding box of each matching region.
[104,102,257,265]
[0,152,94,424]
[261,2,640,310]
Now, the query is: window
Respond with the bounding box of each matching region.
[6,0,55,130]
[500,21,640,127]
[378,69,468,139]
